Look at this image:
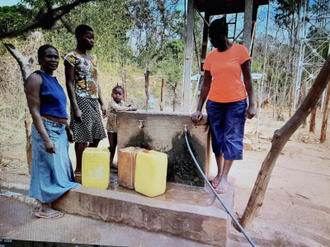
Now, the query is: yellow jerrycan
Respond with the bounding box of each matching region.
[82,147,109,189]
[134,150,168,197]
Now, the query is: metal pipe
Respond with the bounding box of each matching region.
[184,128,256,247]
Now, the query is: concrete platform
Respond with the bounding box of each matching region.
[52,177,235,247]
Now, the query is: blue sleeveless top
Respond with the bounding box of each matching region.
[36,71,68,119]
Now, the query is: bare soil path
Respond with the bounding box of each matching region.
[1,108,330,246]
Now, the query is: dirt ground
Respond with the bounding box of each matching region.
[1,107,330,246]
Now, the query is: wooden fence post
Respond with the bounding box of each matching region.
[161,78,166,111]
[320,84,330,142]
[145,70,150,110]
[173,81,178,112]
[309,107,317,133]
[121,68,127,101]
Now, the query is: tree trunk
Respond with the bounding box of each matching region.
[160,78,166,111]
[4,43,33,173]
[121,68,127,101]
[320,84,330,143]
[309,107,317,133]
[145,70,150,110]
[24,109,32,173]
[239,55,330,230]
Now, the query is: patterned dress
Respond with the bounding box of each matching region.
[64,52,106,143]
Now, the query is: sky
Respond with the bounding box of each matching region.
[0,0,19,6]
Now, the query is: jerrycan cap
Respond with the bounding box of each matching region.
[142,150,150,153]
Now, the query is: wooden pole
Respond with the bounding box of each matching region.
[182,0,194,112]
[257,2,270,139]
[239,55,330,230]
[197,12,210,100]
[289,84,294,117]
[144,70,150,110]
[309,107,317,133]
[161,78,166,111]
[297,81,308,127]
[173,81,178,112]
[121,68,127,101]
[243,0,253,52]
[320,84,330,142]
[193,30,200,71]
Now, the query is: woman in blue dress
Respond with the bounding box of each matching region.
[25,45,80,219]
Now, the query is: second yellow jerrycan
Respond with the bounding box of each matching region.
[134,150,168,197]
[82,147,109,190]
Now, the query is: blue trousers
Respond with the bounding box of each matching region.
[206,99,247,160]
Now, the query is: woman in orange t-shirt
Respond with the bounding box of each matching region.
[191,17,257,194]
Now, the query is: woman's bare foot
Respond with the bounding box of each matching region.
[211,175,221,188]
[215,178,229,194]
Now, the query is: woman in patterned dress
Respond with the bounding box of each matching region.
[64,25,107,179]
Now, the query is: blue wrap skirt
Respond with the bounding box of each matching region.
[29,119,81,203]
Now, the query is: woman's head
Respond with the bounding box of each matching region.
[75,24,94,50]
[37,45,59,73]
[209,17,228,48]
[112,85,124,102]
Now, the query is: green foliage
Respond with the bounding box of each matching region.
[128,0,183,69]
[41,0,132,66]
[251,60,263,73]
[154,39,184,90]
[0,5,33,34]
[273,0,305,27]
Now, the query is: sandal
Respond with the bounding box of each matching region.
[110,163,118,173]
[35,211,64,219]
[74,172,82,183]
[110,163,118,169]
[74,171,82,177]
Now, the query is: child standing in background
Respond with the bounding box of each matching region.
[107,86,137,171]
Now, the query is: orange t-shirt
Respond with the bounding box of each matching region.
[203,43,251,103]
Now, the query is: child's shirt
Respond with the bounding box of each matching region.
[106,99,132,132]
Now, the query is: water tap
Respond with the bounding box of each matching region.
[183,124,188,132]
[138,120,144,129]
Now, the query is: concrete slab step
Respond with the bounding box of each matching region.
[52,178,235,247]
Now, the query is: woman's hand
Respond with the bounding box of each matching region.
[65,126,74,142]
[74,108,83,122]
[101,104,107,118]
[247,104,257,119]
[44,139,56,154]
[191,111,203,125]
